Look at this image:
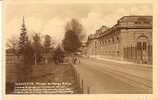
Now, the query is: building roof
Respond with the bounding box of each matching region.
[118,16,152,23]
[88,15,152,40]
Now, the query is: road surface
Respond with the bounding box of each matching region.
[75,57,152,94]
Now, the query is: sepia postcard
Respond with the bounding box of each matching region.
[2,0,158,100]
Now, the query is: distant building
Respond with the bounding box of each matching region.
[86,16,152,64]
[6,49,21,64]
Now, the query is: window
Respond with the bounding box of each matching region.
[135,21,141,24]
[112,37,114,43]
[143,42,147,50]
[117,51,119,54]
[100,41,102,45]
[144,21,150,24]
[108,39,110,43]
[104,40,106,44]
[137,42,141,50]
[117,37,119,41]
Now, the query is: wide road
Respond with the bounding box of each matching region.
[75,57,152,94]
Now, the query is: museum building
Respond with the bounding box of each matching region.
[86,16,152,64]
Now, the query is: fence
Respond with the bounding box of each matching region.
[123,45,152,64]
[71,64,91,94]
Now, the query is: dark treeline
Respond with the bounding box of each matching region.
[7,18,55,66]
[7,18,86,65]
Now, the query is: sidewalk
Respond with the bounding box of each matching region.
[89,55,152,67]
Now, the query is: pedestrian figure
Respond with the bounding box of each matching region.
[73,56,80,64]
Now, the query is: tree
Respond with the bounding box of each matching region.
[23,40,34,65]
[17,17,34,65]
[62,19,85,53]
[18,17,28,55]
[63,30,81,53]
[6,37,18,54]
[32,33,42,65]
[43,34,52,53]
[43,34,52,64]
[53,45,64,64]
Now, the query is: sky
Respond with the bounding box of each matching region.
[4,3,152,43]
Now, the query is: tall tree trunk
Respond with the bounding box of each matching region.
[34,53,37,65]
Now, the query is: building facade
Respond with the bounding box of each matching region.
[86,16,152,64]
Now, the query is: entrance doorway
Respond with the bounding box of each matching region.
[136,35,149,64]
